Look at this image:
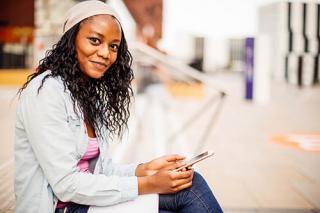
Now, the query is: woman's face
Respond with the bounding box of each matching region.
[75,15,122,79]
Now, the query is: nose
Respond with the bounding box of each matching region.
[97,44,110,59]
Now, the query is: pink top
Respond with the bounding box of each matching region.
[57,137,100,208]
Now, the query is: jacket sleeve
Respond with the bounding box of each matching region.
[98,119,140,177]
[102,158,139,177]
[18,78,138,206]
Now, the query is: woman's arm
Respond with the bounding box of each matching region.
[18,77,138,206]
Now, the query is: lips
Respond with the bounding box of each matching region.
[90,61,108,71]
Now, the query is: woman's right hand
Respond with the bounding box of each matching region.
[138,169,194,194]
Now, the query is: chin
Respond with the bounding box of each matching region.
[91,74,104,79]
[87,70,106,79]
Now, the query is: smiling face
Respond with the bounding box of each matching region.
[75,14,122,79]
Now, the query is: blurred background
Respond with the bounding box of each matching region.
[0,0,320,212]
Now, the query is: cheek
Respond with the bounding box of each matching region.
[76,46,95,67]
[76,52,87,72]
[110,53,118,65]
[75,44,87,66]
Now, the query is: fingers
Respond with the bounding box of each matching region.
[173,181,192,192]
[154,169,194,194]
[171,169,193,180]
[180,167,187,172]
[163,161,186,171]
[174,163,193,172]
[165,154,185,162]
[173,162,186,170]
[170,170,194,192]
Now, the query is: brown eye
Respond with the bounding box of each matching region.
[89,37,100,45]
[110,44,119,52]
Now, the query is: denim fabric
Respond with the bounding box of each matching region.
[159,172,223,213]
[55,204,89,213]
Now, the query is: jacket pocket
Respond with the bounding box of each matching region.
[67,113,81,134]
[67,113,86,155]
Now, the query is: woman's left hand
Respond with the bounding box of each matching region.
[136,154,186,177]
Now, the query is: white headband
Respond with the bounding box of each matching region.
[63,0,121,34]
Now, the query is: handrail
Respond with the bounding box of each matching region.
[129,41,226,95]
[129,42,226,152]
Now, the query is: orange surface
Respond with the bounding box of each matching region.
[0,27,33,43]
[165,82,204,99]
[270,133,320,152]
[0,69,32,86]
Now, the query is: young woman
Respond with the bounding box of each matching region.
[14,1,223,213]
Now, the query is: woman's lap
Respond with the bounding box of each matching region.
[55,172,222,213]
[159,172,223,213]
[55,204,89,213]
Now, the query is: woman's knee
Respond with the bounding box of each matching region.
[180,172,223,212]
[191,172,210,189]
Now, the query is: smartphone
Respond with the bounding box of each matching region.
[174,151,214,172]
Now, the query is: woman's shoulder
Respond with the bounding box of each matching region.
[31,70,63,87]
[20,70,66,100]
[25,70,64,92]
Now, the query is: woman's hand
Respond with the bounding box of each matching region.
[135,154,186,177]
[138,169,194,194]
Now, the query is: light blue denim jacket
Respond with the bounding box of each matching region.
[14,71,138,213]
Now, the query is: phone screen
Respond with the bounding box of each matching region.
[185,151,209,165]
[174,151,213,171]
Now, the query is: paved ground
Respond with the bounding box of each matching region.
[0,71,319,212]
[0,87,17,212]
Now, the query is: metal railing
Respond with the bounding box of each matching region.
[129,42,226,154]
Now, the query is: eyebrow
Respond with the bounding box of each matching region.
[90,31,121,43]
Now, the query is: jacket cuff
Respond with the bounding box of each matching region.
[119,176,138,201]
[128,163,140,176]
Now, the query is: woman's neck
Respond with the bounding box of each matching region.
[85,120,96,138]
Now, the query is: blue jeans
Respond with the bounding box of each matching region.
[55,172,222,213]
[55,204,89,213]
[159,172,223,213]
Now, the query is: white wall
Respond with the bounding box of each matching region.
[159,0,276,71]
[108,0,137,42]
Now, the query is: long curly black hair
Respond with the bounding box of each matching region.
[19,21,134,137]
